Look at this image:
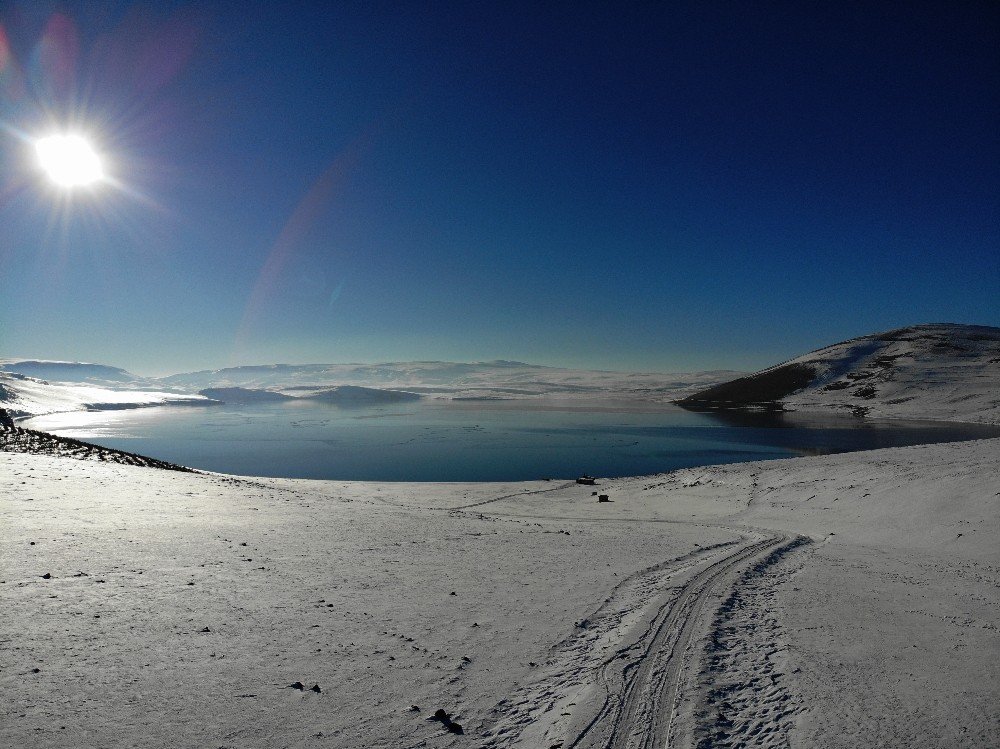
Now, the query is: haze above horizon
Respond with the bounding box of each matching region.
[1,2,997,376]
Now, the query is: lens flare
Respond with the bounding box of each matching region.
[35,133,104,187]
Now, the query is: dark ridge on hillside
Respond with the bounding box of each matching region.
[678,363,817,408]
[872,323,1000,343]
[0,423,194,472]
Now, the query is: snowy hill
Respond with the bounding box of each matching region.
[679,324,1000,423]
[0,360,145,385]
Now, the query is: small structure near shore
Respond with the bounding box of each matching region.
[576,475,596,485]
[598,494,610,503]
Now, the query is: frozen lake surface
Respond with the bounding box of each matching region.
[23,400,1000,481]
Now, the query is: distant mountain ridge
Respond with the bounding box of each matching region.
[0,360,140,385]
[0,358,744,420]
[155,360,741,401]
[197,385,421,405]
[679,324,1000,423]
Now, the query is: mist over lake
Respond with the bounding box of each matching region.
[23,400,1000,482]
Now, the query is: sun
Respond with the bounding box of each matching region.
[35,133,105,188]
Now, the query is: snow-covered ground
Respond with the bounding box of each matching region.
[2,437,997,748]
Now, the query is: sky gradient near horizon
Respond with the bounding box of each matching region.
[1,2,997,376]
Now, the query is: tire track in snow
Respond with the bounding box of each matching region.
[681,536,812,749]
[450,482,577,510]
[477,541,743,749]
[478,533,808,749]
[569,535,789,749]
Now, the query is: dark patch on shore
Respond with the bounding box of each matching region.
[0,414,194,472]
[677,363,816,409]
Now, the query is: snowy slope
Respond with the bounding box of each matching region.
[680,324,1000,423]
[0,372,212,419]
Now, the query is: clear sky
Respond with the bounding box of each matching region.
[1,2,997,376]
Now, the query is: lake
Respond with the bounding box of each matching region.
[22,400,1000,482]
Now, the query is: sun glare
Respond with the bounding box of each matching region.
[35,134,105,187]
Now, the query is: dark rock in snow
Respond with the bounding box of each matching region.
[429,708,464,734]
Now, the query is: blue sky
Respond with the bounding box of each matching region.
[1,2,997,375]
